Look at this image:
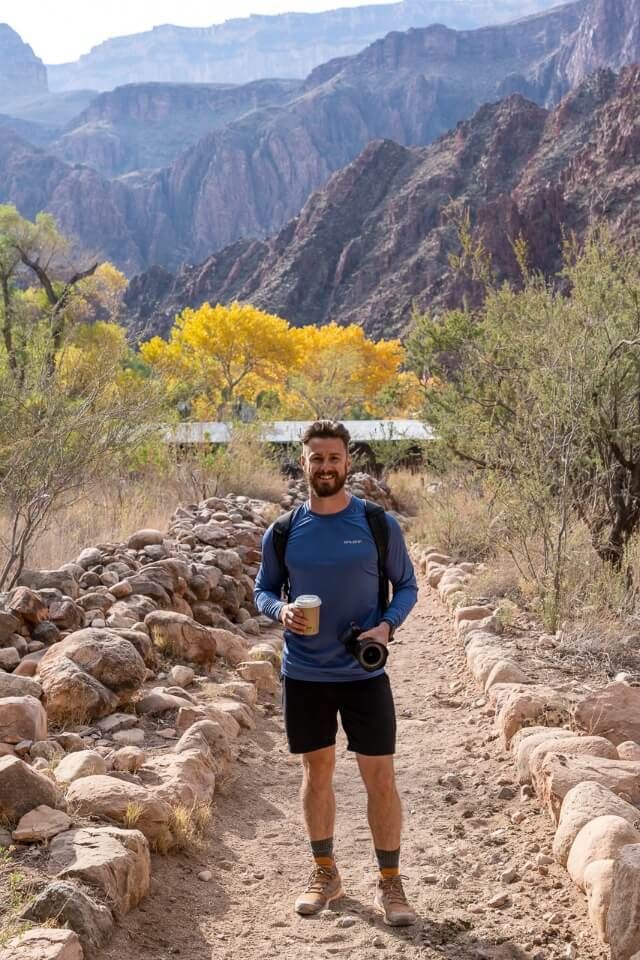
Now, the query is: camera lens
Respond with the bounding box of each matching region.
[362,644,383,668]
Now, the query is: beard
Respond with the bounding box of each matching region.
[308,467,348,498]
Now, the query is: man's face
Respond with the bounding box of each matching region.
[301,437,351,498]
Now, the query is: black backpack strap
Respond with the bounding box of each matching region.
[271,505,301,601]
[364,500,391,612]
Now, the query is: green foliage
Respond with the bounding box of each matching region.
[408,226,640,629]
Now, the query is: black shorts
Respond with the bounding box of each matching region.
[281,673,396,756]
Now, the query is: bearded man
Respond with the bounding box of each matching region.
[254,419,418,925]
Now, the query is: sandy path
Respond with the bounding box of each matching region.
[101,587,605,960]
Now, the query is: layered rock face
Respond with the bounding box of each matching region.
[0,24,47,102]
[50,79,299,177]
[1,0,638,275]
[124,66,640,338]
[46,0,562,92]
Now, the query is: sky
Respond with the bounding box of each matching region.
[3,0,395,64]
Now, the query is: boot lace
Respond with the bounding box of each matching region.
[380,874,410,907]
[305,864,335,894]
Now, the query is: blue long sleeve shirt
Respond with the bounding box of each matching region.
[254,496,418,682]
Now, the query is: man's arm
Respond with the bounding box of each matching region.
[254,525,287,623]
[381,514,418,629]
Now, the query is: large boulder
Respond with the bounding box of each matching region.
[553,781,640,866]
[0,695,47,743]
[512,727,575,783]
[8,586,48,623]
[534,755,640,822]
[65,775,173,850]
[0,610,19,642]
[139,749,216,807]
[13,806,72,843]
[19,569,79,599]
[127,529,164,550]
[48,825,150,916]
[567,815,640,889]
[21,879,114,956]
[528,736,619,785]
[237,660,279,694]
[496,685,573,746]
[0,670,42,699]
[0,927,83,960]
[584,859,615,943]
[608,844,640,960]
[574,683,640,747]
[145,611,217,668]
[38,629,146,722]
[0,755,64,823]
[54,750,107,786]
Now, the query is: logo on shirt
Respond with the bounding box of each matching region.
[343,539,363,544]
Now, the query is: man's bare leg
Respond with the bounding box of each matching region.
[295,745,343,915]
[357,753,416,926]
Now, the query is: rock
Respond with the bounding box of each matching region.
[618,742,640,761]
[484,660,531,692]
[54,732,85,752]
[0,755,64,823]
[31,621,61,645]
[176,703,240,741]
[0,647,20,670]
[136,688,192,715]
[0,695,47,743]
[534,755,640,823]
[0,829,11,847]
[0,927,83,960]
[0,670,42,700]
[584,859,615,943]
[487,892,510,908]
[8,586,48,624]
[454,605,494,627]
[528,736,619,786]
[112,728,145,746]
[512,727,577,784]
[217,681,258,706]
[169,665,195,688]
[496,686,572,747]
[48,825,150,916]
[30,739,65,763]
[608,843,640,959]
[97,713,138,734]
[210,628,248,666]
[209,696,254,730]
[553,781,640,866]
[19,569,79,599]
[174,719,230,770]
[0,610,19,642]
[21,879,114,955]
[13,805,72,842]
[76,547,104,569]
[55,750,107,786]
[113,746,146,772]
[38,628,146,723]
[198,869,212,881]
[127,529,164,550]
[48,599,84,632]
[244,643,280,667]
[567,815,640,890]
[574,683,640,747]
[145,611,217,668]
[138,749,216,807]
[65,775,173,850]
[237,660,279,693]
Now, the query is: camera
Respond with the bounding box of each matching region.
[340,622,388,672]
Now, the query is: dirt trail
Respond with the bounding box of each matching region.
[101,587,605,960]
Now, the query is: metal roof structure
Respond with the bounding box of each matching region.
[167,419,434,444]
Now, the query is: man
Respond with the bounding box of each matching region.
[254,419,418,926]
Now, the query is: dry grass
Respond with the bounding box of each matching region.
[0,432,285,572]
[169,801,213,851]
[386,469,424,516]
[409,478,503,562]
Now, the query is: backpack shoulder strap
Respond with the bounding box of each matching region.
[363,499,391,612]
[271,504,302,600]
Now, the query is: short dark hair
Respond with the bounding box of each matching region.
[301,419,351,452]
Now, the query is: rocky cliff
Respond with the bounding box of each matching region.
[0,24,47,102]
[123,66,640,339]
[49,80,300,177]
[46,0,561,92]
[0,0,638,274]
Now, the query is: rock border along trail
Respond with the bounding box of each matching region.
[100,581,602,960]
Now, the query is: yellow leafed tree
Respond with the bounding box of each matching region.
[283,323,405,419]
[140,301,297,417]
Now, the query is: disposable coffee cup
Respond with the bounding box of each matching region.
[294,595,322,636]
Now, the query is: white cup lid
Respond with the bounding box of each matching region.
[294,595,322,608]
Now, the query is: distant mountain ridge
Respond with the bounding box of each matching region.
[46,0,562,92]
[0,24,47,100]
[0,0,637,276]
[123,66,640,339]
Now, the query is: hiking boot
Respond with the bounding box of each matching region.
[374,875,417,926]
[295,863,344,915]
